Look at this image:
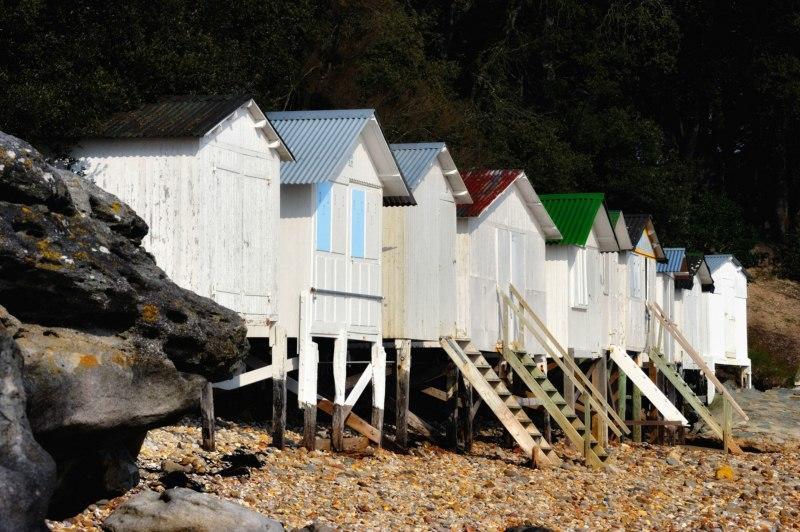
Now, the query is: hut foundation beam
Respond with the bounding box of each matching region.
[271,326,288,449]
[332,330,348,452]
[445,361,459,449]
[200,381,215,451]
[370,342,386,446]
[395,339,412,448]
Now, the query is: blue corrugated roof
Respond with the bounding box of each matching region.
[389,143,445,191]
[706,254,736,273]
[658,247,686,273]
[267,109,375,185]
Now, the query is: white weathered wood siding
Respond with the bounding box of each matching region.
[605,252,628,348]
[457,183,548,353]
[76,109,282,335]
[706,262,749,366]
[676,280,711,369]
[382,162,458,341]
[655,273,676,361]
[278,136,383,341]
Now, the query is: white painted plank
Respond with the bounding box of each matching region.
[213,357,299,390]
[608,345,688,425]
[344,363,373,407]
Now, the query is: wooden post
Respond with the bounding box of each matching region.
[459,375,474,451]
[395,340,412,448]
[370,342,386,446]
[200,381,215,451]
[303,405,317,451]
[583,394,591,459]
[332,330,348,452]
[648,361,664,444]
[632,383,642,444]
[563,348,576,410]
[723,396,733,454]
[617,371,627,438]
[272,327,288,448]
[591,355,608,446]
[446,361,459,449]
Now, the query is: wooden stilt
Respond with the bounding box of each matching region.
[591,357,608,446]
[200,381,215,451]
[583,394,591,459]
[617,371,628,436]
[303,404,317,451]
[370,342,386,446]
[271,327,288,449]
[632,382,642,444]
[460,375,474,451]
[647,362,664,444]
[332,330,348,452]
[563,349,576,410]
[395,340,412,448]
[723,396,733,454]
[446,361,459,449]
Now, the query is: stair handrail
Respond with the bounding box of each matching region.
[647,301,749,421]
[500,286,630,436]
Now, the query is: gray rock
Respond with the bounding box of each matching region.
[102,488,284,532]
[0,327,56,532]
[0,131,250,516]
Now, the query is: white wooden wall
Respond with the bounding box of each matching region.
[382,162,458,341]
[706,262,749,366]
[76,109,282,335]
[605,252,628,348]
[625,252,647,353]
[457,183,548,353]
[655,273,676,361]
[677,281,710,370]
[278,136,383,341]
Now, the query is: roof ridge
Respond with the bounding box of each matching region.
[267,109,375,120]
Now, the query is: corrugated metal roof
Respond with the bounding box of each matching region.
[267,109,414,206]
[88,95,293,160]
[705,254,750,280]
[389,143,445,190]
[539,193,606,246]
[457,169,522,217]
[658,247,686,273]
[93,95,253,138]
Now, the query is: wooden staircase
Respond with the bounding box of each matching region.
[500,346,608,468]
[439,337,560,467]
[502,285,630,437]
[646,347,743,453]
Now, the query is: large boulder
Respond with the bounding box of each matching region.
[0,325,57,532]
[102,488,284,532]
[0,131,250,518]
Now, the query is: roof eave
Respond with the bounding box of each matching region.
[514,174,562,241]
[438,147,472,205]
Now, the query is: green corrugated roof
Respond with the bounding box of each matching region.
[539,193,606,246]
[608,210,621,226]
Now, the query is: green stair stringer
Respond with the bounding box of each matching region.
[502,347,608,468]
[647,348,724,440]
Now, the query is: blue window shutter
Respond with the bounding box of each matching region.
[351,189,365,258]
[316,181,332,252]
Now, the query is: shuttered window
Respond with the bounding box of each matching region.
[315,181,333,252]
[570,247,589,308]
[351,188,366,258]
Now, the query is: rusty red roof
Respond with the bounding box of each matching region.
[457,169,523,217]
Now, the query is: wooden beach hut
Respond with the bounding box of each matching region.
[539,193,620,359]
[704,254,751,387]
[74,95,293,337]
[619,214,667,354]
[267,109,414,450]
[455,170,561,354]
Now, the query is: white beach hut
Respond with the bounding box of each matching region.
[455,170,561,354]
[267,109,414,448]
[654,248,688,362]
[382,143,472,344]
[539,193,620,358]
[704,254,751,379]
[74,95,293,338]
[619,214,667,354]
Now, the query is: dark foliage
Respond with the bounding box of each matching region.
[1,0,798,274]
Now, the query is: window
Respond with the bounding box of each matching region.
[570,247,589,308]
[315,181,333,252]
[351,188,366,258]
